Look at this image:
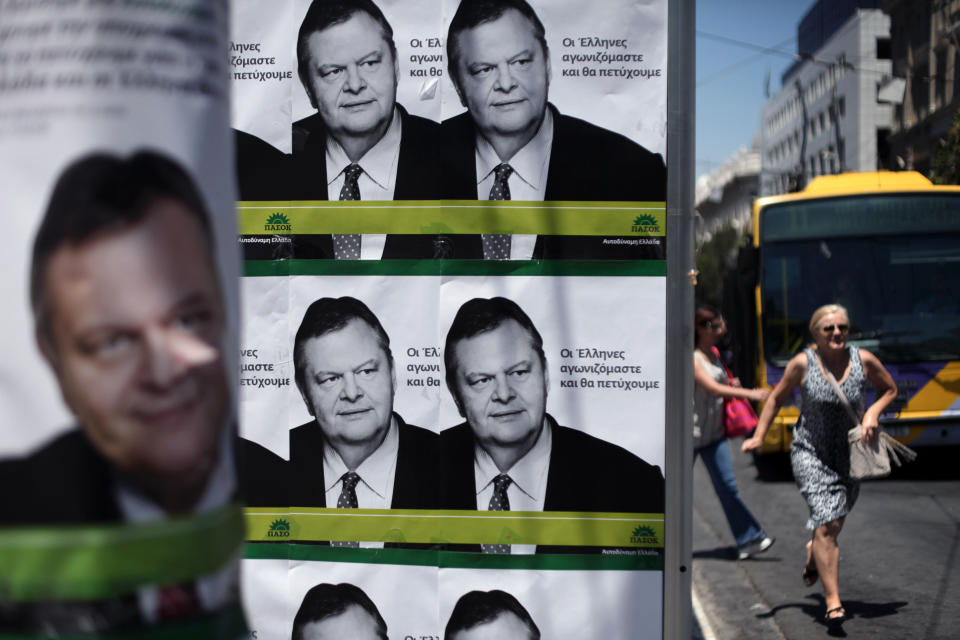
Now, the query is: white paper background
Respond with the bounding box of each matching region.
[438,566,663,640]
[242,557,662,640]
[242,557,439,640]
[239,275,665,470]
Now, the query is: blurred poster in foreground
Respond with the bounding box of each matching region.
[0,1,244,636]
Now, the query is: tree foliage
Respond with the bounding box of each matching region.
[933,109,960,185]
[694,222,744,308]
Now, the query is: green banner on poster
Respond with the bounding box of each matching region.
[0,504,244,601]
[238,201,666,236]
[245,508,665,548]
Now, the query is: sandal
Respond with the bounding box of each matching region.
[824,606,846,626]
[802,565,818,586]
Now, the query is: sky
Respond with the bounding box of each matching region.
[695,0,815,180]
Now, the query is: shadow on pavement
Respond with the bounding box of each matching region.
[693,545,784,563]
[753,592,908,636]
[692,545,738,560]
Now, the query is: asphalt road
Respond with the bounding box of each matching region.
[692,441,960,640]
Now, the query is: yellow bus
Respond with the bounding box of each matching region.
[726,171,960,454]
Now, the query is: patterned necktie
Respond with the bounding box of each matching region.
[482,163,513,260]
[156,582,201,622]
[334,164,363,260]
[481,473,513,554]
[331,471,361,548]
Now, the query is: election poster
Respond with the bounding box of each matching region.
[0,0,245,636]
[231,0,669,636]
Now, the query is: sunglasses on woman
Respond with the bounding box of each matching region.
[701,320,723,330]
[820,323,849,334]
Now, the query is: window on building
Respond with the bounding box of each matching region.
[819,111,826,133]
[913,63,930,121]
[838,137,845,170]
[876,37,891,61]
[954,50,960,101]
[877,129,891,170]
[935,48,946,109]
[838,96,845,118]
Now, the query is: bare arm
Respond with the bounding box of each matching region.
[859,349,898,444]
[693,351,770,402]
[742,352,807,452]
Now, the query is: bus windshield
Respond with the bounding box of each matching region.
[759,195,960,365]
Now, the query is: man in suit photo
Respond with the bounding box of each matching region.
[292,583,388,640]
[285,0,480,260]
[445,590,540,640]
[439,297,664,551]
[440,0,667,259]
[288,296,438,524]
[0,150,236,632]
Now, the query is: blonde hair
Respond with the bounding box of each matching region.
[808,303,849,336]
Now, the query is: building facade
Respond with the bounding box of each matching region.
[694,146,760,242]
[760,1,892,195]
[883,0,960,177]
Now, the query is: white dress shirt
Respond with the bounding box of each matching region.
[475,109,554,260]
[474,420,553,554]
[325,108,402,259]
[114,428,239,623]
[322,416,399,549]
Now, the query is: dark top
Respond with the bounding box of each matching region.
[439,103,667,258]
[439,415,664,554]
[440,103,666,202]
[439,414,664,514]
[0,430,121,526]
[241,413,440,510]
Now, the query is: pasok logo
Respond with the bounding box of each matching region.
[267,519,291,538]
[265,212,292,232]
[630,524,659,545]
[631,214,660,233]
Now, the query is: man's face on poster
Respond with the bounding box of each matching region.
[454,8,550,146]
[451,319,548,453]
[298,604,385,640]
[450,611,536,640]
[298,318,396,451]
[39,199,228,487]
[302,11,399,147]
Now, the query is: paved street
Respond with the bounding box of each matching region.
[692,442,960,639]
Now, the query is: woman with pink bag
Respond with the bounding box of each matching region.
[693,304,774,559]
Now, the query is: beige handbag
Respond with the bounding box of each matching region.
[819,353,917,480]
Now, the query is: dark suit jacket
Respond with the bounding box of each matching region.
[285,105,481,260]
[439,415,664,553]
[439,103,667,259]
[0,430,235,633]
[0,429,122,526]
[276,413,440,510]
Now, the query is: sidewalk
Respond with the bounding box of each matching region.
[690,455,788,640]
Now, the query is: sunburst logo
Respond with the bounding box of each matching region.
[267,519,291,538]
[630,524,659,544]
[265,212,292,232]
[631,214,661,233]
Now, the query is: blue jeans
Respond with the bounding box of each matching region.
[694,438,765,548]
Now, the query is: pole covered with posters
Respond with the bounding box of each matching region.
[664,0,696,636]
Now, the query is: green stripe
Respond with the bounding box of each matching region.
[246,508,664,549]
[244,543,662,571]
[239,200,665,236]
[243,259,666,277]
[0,605,247,640]
[0,503,244,601]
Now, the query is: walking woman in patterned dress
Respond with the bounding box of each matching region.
[742,304,897,627]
